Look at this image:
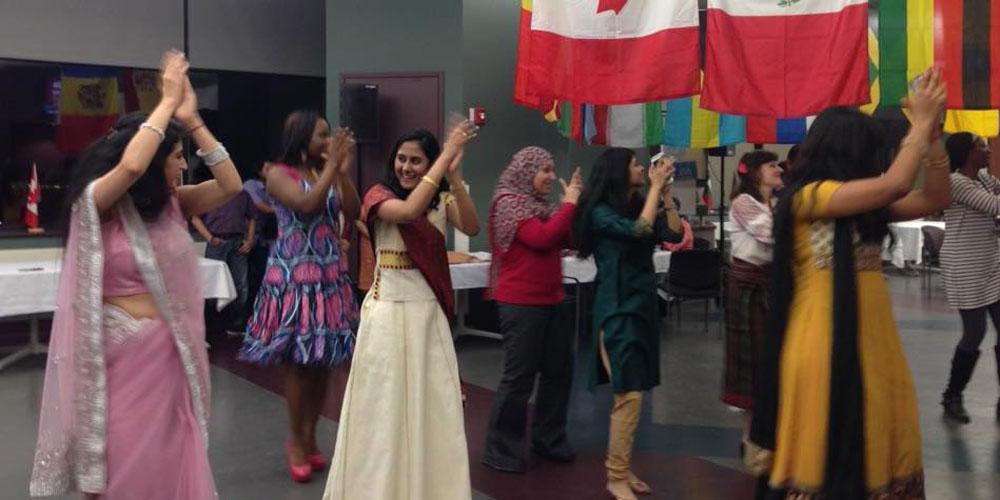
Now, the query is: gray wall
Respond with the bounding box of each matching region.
[0,0,183,68]
[189,0,325,76]
[325,0,463,122]
[0,0,324,75]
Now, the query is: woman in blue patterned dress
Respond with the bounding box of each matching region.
[239,110,360,483]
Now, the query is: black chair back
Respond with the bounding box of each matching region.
[667,249,722,292]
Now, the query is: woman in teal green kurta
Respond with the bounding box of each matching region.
[573,148,682,500]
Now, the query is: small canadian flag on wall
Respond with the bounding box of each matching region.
[23,163,41,231]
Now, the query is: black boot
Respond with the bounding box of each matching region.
[994,345,1000,422]
[942,347,980,423]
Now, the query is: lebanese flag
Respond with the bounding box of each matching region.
[702,0,870,118]
[514,0,700,109]
[23,163,40,229]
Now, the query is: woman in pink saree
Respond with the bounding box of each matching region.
[29,51,243,499]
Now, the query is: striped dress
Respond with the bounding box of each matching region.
[940,170,1000,310]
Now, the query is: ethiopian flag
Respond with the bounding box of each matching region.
[56,66,121,154]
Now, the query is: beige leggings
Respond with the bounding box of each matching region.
[600,330,643,481]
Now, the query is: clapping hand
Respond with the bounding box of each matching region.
[159,49,189,109]
[559,167,583,204]
[444,120,478,153]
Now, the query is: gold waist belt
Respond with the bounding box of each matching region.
[378,249,415,270]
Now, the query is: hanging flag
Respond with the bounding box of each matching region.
[746,116,816,145]
[861,27,881,115]
[584,103,665,148]
[663,94,746,149]
[555,101,587,143]
[23,163,40,229]
[944,110,1000,138]
[879,0,1000,136]
[514,0,700,110]
[935,0,1000,109]
[56,66,121,154]
[702,0,870,117]
[698,178,714,210]
[122,69,161,113]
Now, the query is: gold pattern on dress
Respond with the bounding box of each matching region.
[378,249,415,270]
[809,220,883,272]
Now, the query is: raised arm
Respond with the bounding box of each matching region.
[889,135,951,221]
[375,121,478,224]
[824,69,948,218]
[174,77,243,216]
[92,51,186,214]
[267,128,355,215]
[444,150,480,236]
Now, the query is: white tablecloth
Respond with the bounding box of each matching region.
[884,220,946,268]
[448,250,672,290]
[0,257,236,318]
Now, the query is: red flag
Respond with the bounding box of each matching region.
[23,163,40,229]
[514,0,700,109]
[702,0,870,118]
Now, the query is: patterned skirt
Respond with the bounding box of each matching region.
[239,254,359,367]
[722,259,770,410]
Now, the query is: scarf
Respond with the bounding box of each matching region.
[487,146,556,296]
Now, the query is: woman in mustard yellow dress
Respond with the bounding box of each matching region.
[749,71,950,499]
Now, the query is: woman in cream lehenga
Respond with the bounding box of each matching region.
[30,50,243,499]
[324,122,480,500]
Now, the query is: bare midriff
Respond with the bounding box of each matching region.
[104,293,160,319]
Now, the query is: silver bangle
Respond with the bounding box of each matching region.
[139,122,166,141]
[196,143,230,167]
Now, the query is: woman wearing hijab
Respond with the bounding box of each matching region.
[481,147,583,473]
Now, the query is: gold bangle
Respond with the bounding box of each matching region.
[420,175,439,189]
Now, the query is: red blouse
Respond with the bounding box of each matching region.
[494,203,576,306]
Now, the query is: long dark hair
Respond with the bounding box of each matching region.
[63,112,184,224]
[752,106,889,497]
[572,147,641,258]
[277,109,324,168]
[731,150,778,202]
[379,129,449,211]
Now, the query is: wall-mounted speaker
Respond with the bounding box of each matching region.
[339,84,378,144]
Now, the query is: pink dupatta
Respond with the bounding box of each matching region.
[30,183,210,496]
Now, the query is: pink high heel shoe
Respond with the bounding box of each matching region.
[307,452,328,472]
[285,443,312,483]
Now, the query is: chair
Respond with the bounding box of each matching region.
[921,225,945,292]
[657,249,722,331]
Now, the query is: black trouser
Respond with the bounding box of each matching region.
[957,302,1000,351]
[247,240,270,309]
[483,303,575,465]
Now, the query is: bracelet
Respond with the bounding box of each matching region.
[196,143,230,167]
[900,134,930,155]
[139,123,166,141]
[187,122,206,134]
[420,175,440,189]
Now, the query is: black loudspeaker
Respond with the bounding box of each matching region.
[339,84,378,144]
[705,145,734,157]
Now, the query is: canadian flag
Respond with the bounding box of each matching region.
[23,163,40,229]
[515,0,701,109]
